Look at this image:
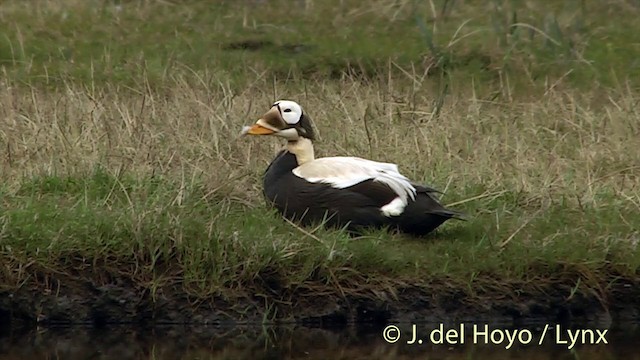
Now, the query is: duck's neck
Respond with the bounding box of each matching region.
[286,137,315,165]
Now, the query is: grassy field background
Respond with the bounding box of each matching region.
[1,0,639,322]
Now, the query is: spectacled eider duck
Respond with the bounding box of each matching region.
[241,100,466,236]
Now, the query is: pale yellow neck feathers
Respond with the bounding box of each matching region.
[286,138,315,165]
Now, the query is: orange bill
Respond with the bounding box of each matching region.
[242,123,276,135]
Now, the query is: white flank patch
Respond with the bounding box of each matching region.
[380,197,406,217]
[292,156,417,203]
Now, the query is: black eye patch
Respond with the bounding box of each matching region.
[283,108,292,113]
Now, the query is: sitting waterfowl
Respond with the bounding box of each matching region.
[241,100,466,236]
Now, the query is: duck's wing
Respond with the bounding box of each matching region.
[292,156,417,205]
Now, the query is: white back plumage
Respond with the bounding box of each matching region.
[292,157,417,204]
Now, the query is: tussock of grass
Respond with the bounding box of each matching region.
[0,0,639,321]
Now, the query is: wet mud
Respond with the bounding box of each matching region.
[1,274,638,329]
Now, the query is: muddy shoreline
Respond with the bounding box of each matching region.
[2,274,639,330]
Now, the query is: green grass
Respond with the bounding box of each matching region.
[0,0,639,320]
[2,168,637,300]
[1,1,639,89]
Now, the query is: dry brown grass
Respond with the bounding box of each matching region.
[2,75,638,214]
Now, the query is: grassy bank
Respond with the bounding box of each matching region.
[0,0,639,324]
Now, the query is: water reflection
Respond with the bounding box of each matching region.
[0,323,639,359]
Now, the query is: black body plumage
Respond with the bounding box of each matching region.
[262,149,465,236]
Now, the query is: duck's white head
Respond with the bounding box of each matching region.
[241,100,315,141]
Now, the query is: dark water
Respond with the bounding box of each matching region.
[1,322,639,359]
